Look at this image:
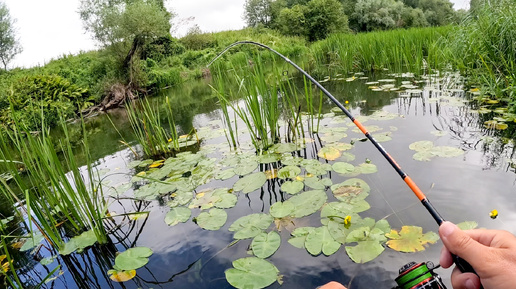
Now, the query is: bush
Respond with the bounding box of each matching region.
[179,25,218,50]
[143,35,186,61]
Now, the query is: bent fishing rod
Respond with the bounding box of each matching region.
[208,41,480,281]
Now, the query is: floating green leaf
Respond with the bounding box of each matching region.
[114,247,153,271]
[270,201,295,218]
[345,241,385,263]
[457,221,478,230]
[271,143,301,154]
[235,161,258,176]
[289,190,327,218]
[278,166,301,179]
[252,232,281,259]
[288,227,315,249]
[386,226,439,253]
[257,154,281,164]
[305,226,341,256]
[409,141,434,151]
[225,257,279,289]
[357,163,378,174]
[339,152,356,162]
[304,177,332,190]
[229,214,274,240]
[318,147,342,161]
[196,208,227,231]
[59,230,98,255]
[331,178,370,202]
[413,151,434,161]
[233,172,267,194]
[165,207,191,226]
[216,169,236,180]
[167,189,193,208]
[20,233,45,252]
[303,159,332,176]
[332,162,355,174]
[281,181,304,195]
[431,146,464,158]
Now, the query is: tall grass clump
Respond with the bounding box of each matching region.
[310,26,452,76]
[126,97,199,158]
[0,115,108,252]
[443,0,516,108]
[212,55,318,152]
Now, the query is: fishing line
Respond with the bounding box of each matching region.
[208,41,480,280]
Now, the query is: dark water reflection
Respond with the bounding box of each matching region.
[12,72,516,289]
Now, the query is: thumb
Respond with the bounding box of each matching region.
[439,221,484,268]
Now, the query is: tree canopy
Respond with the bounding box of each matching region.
[0,2,22,70]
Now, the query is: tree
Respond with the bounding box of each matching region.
[277,5,309,36]
[79,0,173,108]
[243,0,273,27]
[350,0,405,31]
[306,0,348,41]
[418,0,456,26]
[0,2,22,70]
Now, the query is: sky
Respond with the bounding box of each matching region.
[2,0,469,69]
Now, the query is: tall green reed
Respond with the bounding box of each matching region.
[0,110,108,252]
[126,97,183,158]
[310,26,451,77]
[442,0,516,106]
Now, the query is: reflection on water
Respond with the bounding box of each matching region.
[8,71,516,289]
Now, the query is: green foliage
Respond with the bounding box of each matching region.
[350,0,405,31]
[143,35,185,61]
[244,0,274,28]
[179,25,218,51]
[0,3,22,70]
[4,74,89,130]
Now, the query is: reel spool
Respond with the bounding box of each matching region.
[394,262,447,289]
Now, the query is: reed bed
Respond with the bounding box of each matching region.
[0,115,108,252]
[310,26,452,76]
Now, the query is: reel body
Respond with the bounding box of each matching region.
[394,262,447,289]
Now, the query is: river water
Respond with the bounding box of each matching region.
[7,70,516,289]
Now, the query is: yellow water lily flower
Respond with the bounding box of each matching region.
[344,215,351,226]
[490,209,498,219]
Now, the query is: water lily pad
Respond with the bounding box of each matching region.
[288,227,316,249]
[108,269,136,282]
[374,134,392,142]
[216,169,236,180]
[289,190,327,218]
[413,151,434,161]
[278,166,301,179]
[431,130,448,137]
[229,214,274,240]
[270,201,295,218]
[345,241,385,263]
[303,160,332,176]
[225,257,279,289]
[409,141,434,151]
[281,181,304,195]
[20,233,45,252]
[431,146,464,158]
[165,207,191,226]
[167,190,193,208]
[251,231,281,258]
[332,162,355,174]
[331,178,370,202]
[257,154,281,164]
[339,152,356,162]
[457,221,478,230]
[271,143,301,154]
[196,208,227,231]
[304,177,332,190]
[235,161,258,176]
[305,226,340,256]
[357,163,378,174]
[318,147,342,161]
[386,226,439,253]
[134,182,176,200]
[233,172,267,194]
[60,230,98,255]
[114,247,153,271]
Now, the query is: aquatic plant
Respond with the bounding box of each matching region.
[0,116,109,252]
[126,96,199,158]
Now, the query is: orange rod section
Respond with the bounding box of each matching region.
[353,119,368,134]
[404,176,426,201]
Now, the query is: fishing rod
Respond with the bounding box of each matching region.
[208,41,481,287]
